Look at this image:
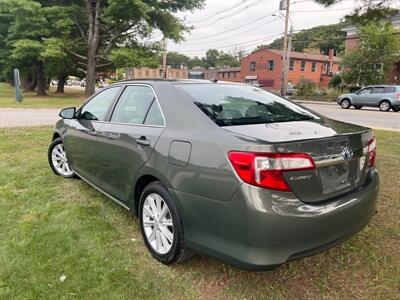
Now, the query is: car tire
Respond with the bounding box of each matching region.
[139,181,192,265]
[379,100,391,112]
[340,99,351,109]
[392,107,400,112]
[354,105,363,109]
[48,137,75,178]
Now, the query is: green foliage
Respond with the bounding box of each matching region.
[341,22,400,85]
[109,47,159,69]
[329,74,342,88]
[296,77,317,96]
[255,23,347,54]
[204,49,239,68]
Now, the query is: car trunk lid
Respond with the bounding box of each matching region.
[224,119,374,203]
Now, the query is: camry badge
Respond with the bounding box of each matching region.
[342,147,354,161]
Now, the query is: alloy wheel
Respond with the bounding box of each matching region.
[379,101,390,112]
[51,143,74,177]
[341,99,350,109]
[142,193,174,255]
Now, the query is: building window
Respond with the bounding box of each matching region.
[311,62,317,72]
[289,59,295,71]
[250,61,256,71]
[301,61,306,72]
[267,60,274,71]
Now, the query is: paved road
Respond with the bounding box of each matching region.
[299,102,400,131]
[0,108,60,128]
[0,103,399,131]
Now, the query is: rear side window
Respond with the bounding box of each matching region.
[384,87,396,93]
[372,87,385,94]
[111,86,155,125]
[176,84,318,126]
[144,101,164,126]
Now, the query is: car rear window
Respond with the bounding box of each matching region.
[176,83,319,126]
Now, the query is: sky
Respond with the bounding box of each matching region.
[160,0,399,57]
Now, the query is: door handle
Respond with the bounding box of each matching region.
[89,128,97,136]
[136,136,151,146]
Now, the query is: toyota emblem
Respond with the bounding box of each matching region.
[342,147,354,161]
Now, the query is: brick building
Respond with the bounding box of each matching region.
[239,49,341,92]
[188,67,218,80]
[343,15,400,84]
[125,67,188,80]
[217,67,242,82]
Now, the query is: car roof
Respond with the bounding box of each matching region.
[365,85,400,88]
[109,79,245,86]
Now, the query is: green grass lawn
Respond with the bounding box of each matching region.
[0,127,399,299]
[0,83,85,108]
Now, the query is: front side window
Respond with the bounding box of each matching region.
[358,87,373,95]
[176,84,318,127]
[79,87,120,121]
[111,86,156,125]
[250,61,256,71]
[267,60,274,71]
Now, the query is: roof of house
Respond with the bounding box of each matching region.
[266,49,341,63]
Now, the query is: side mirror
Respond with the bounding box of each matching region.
[59,107,76,119]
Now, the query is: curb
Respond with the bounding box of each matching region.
[293,100,336,106]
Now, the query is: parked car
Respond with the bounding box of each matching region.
[337,85,400,112]
[48,80,379,271]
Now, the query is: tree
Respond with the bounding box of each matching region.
[166,51,191,68]
[203,49,239,68]
[255,23,347,54]
[62,0,205,97]
[0,0,77,95]
[341,22,400,86]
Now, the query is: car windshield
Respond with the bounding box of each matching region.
[176,83,319,126]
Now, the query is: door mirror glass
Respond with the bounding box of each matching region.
[59,107,76,119]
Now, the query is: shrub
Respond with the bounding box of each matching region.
[329,74,342,88]
[296,78,316,96]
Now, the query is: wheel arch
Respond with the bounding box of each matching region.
[52,132,61,140]
[132,173,170,216]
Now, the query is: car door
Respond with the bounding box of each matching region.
[353,87,373,105]
[94,85,165,203]
[370,87,385,106]
[63,86,122,185]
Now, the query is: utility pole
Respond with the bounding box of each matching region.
[162,37,168,79]
[280,0,290,97]
[284,26,293,90]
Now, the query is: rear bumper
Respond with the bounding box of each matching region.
[173,169,379,271]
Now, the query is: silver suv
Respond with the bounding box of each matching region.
[337,85,400,112]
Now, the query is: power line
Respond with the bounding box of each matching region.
[192,0,270,28]
[183,18,279,45]
[291,7,355,12]
[188,0,259,24]
[189,10,279,40]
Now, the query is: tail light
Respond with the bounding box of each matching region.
[396,93,400,100]
[228,152,315,192]
[367,138,376,167]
